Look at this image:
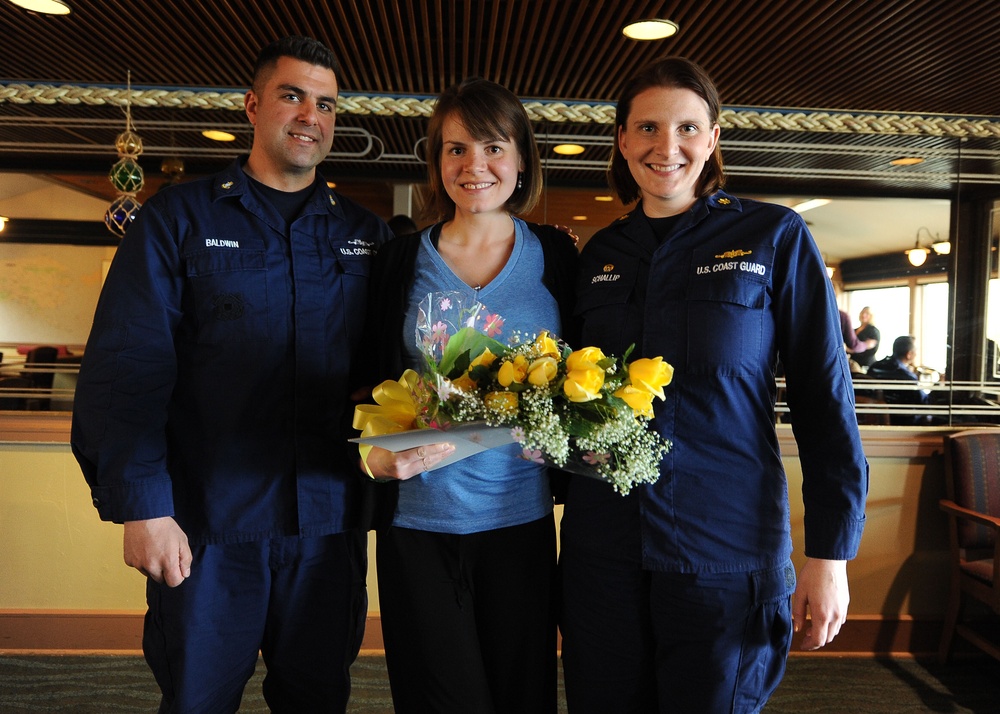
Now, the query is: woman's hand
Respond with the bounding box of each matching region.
[362,443,456,481]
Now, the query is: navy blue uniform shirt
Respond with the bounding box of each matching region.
[72,158,393,544]
[573,192,868,572]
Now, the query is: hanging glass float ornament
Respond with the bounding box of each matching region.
[105,71,143,238]
[104,195,142,235]
[109,156,144,194]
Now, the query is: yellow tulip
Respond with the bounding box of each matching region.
[534,331,560,357]
[564,362,605,402]
[484,391,519,413]
[628,357,673,400]
[498,354,528,387]
[615,384,655,417]
[566,346,606,372]
[527,357,559,386]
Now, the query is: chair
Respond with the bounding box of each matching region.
[938,429,1000,663]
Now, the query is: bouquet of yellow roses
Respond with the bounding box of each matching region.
[353,294,673,495]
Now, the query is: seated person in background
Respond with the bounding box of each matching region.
[851,306,880,369]
[840,309,877,360]
[868,335,928,425]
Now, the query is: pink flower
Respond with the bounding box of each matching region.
[520,448,545,464]
[583,451,610,465]
[484,313,504,337]
[510,426,526,442]
[439,297,452,311]
[431,321,449,343]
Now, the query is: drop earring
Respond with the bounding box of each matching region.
[517,172,523,190]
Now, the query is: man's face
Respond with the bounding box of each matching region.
[244,56,338,188]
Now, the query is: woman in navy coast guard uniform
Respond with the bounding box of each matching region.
[559,57,868,714]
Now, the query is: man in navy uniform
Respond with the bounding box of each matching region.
[72,36,392,713]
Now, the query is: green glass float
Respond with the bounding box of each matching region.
[109,157,145,194]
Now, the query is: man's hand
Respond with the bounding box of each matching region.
[123,517,192,587]
[792,558,849,650]
[362,443,455,481]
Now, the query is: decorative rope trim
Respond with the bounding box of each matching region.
[3,82,1000,138]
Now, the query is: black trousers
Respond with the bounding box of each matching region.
[376,516,558,714]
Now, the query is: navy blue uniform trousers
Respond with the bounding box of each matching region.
[560,537,794,713]
[143,530,367,714]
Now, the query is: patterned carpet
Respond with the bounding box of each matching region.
[0,653,998,712]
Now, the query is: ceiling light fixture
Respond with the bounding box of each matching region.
[572,215,588,221]
[552,144,585,155]
[791,198,831,214]
[622,19,679,40]
[890,157,925,167]
[906,226,945,267]
[202,129,236,142]
[889,156,924,166]
[594,195,614,202]
[7,0,71,14]
[0,216,8,232]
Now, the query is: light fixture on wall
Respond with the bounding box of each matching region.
[0,216,8,233]
[906,226,946,267]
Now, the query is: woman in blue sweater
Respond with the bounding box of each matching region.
[360,77,577,713]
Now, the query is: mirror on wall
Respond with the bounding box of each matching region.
[2,129,1000,426]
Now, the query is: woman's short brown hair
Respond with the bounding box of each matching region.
[608,57,726,205]
[425,77,542,221]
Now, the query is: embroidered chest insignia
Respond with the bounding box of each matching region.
[715,249,752,259]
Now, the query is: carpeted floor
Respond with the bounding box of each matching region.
[0,653,998,712]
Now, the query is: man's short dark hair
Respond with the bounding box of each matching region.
[252,36,341,91]
[892,335,916,359]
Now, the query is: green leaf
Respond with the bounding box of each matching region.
[438,326,507,377]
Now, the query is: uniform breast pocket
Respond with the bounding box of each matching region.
[575,256,641,355]
[334,254,372,345]
[184,243,270,344]
[686,274,767,375]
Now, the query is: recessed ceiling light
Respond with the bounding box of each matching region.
[202,129,236,142]
[7,0,71,14]
[890,157,925,167]
[594,195,614,202]
[553,144,585,155]
[622,19,679,41]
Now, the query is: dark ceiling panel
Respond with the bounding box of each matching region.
[0,0,998,198]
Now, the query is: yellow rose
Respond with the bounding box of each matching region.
[451,374,476,392]
[615,384,655,417]
[484,391,519,413]
[527,356,559,386]
[497,354,528,387]
[566,346,606,372]
[564,362,605,402]
[627,357,673,400]
[471,347,498,369]
[452,348,499,391]
[534,331,560,357]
